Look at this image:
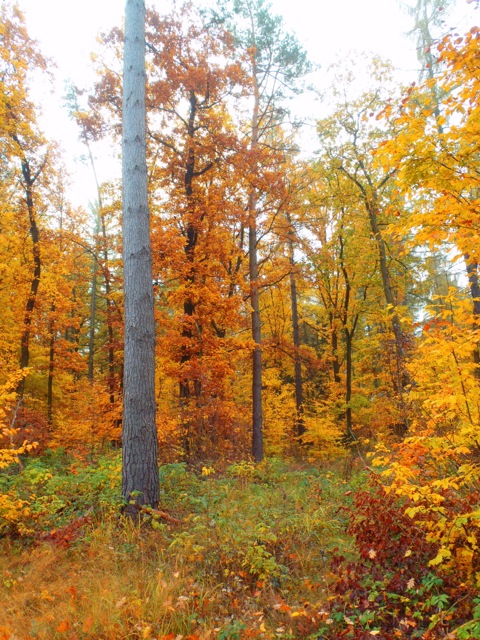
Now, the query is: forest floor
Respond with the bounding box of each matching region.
[0,452,360,640]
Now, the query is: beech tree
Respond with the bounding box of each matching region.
[121,0,159,510]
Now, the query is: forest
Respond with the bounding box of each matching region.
[0,0,479,637]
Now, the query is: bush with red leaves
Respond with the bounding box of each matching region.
[315,474,478,639]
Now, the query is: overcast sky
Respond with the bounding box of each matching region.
[14,0,478,207]
[19,0,419,78]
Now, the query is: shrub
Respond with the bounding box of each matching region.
[321,472,480,638]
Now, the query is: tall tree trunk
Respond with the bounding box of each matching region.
[286,215,305,439]
[249,203,263,462]
[17,158,41,398]
[249,71,263,463]
[338,234,358,443]
[179,89,203,458]
[122,0,159,511]
[100,211,117,405]
[216,0,308,460]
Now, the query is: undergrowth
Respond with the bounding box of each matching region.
[0,451,355,639]
[4,451,477,638]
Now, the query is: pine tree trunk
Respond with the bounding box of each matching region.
[122,0,159,512]
[249,72,263,463]
[249,208,263,462]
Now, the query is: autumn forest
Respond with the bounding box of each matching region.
[0,0,480,637]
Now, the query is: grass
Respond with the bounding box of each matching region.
[0,452,360,639]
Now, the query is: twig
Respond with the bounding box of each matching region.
[140,506,183,524]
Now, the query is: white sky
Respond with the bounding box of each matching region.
[15,0,478,208]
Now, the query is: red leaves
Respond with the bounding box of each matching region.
[159,636,199,640]
[56,620,70,633]
[39,509,93,547]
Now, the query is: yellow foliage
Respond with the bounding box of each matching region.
[0,369,34,469]
[51,379,121,454]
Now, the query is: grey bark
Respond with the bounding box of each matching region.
[122,0,159,511]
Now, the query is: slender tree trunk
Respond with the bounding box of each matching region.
[17,158,41,398]
[179,89,202,458]
[366,200,407,390]
[339,235,355,443]
[416,0,444,134]
[331,323,341,384]
[465,256,480,380]
[344,330,354,442]
[249,204,263,462]
[78,106,117,404]
[249,63,263,463]
[287,217,305,439]
[47,306,55,426]
[339,164,409,403]
[88,245,98,383]
[122,0,159,511]
[100,212,117,405]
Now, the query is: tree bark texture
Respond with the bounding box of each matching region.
[122,0,159,510]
